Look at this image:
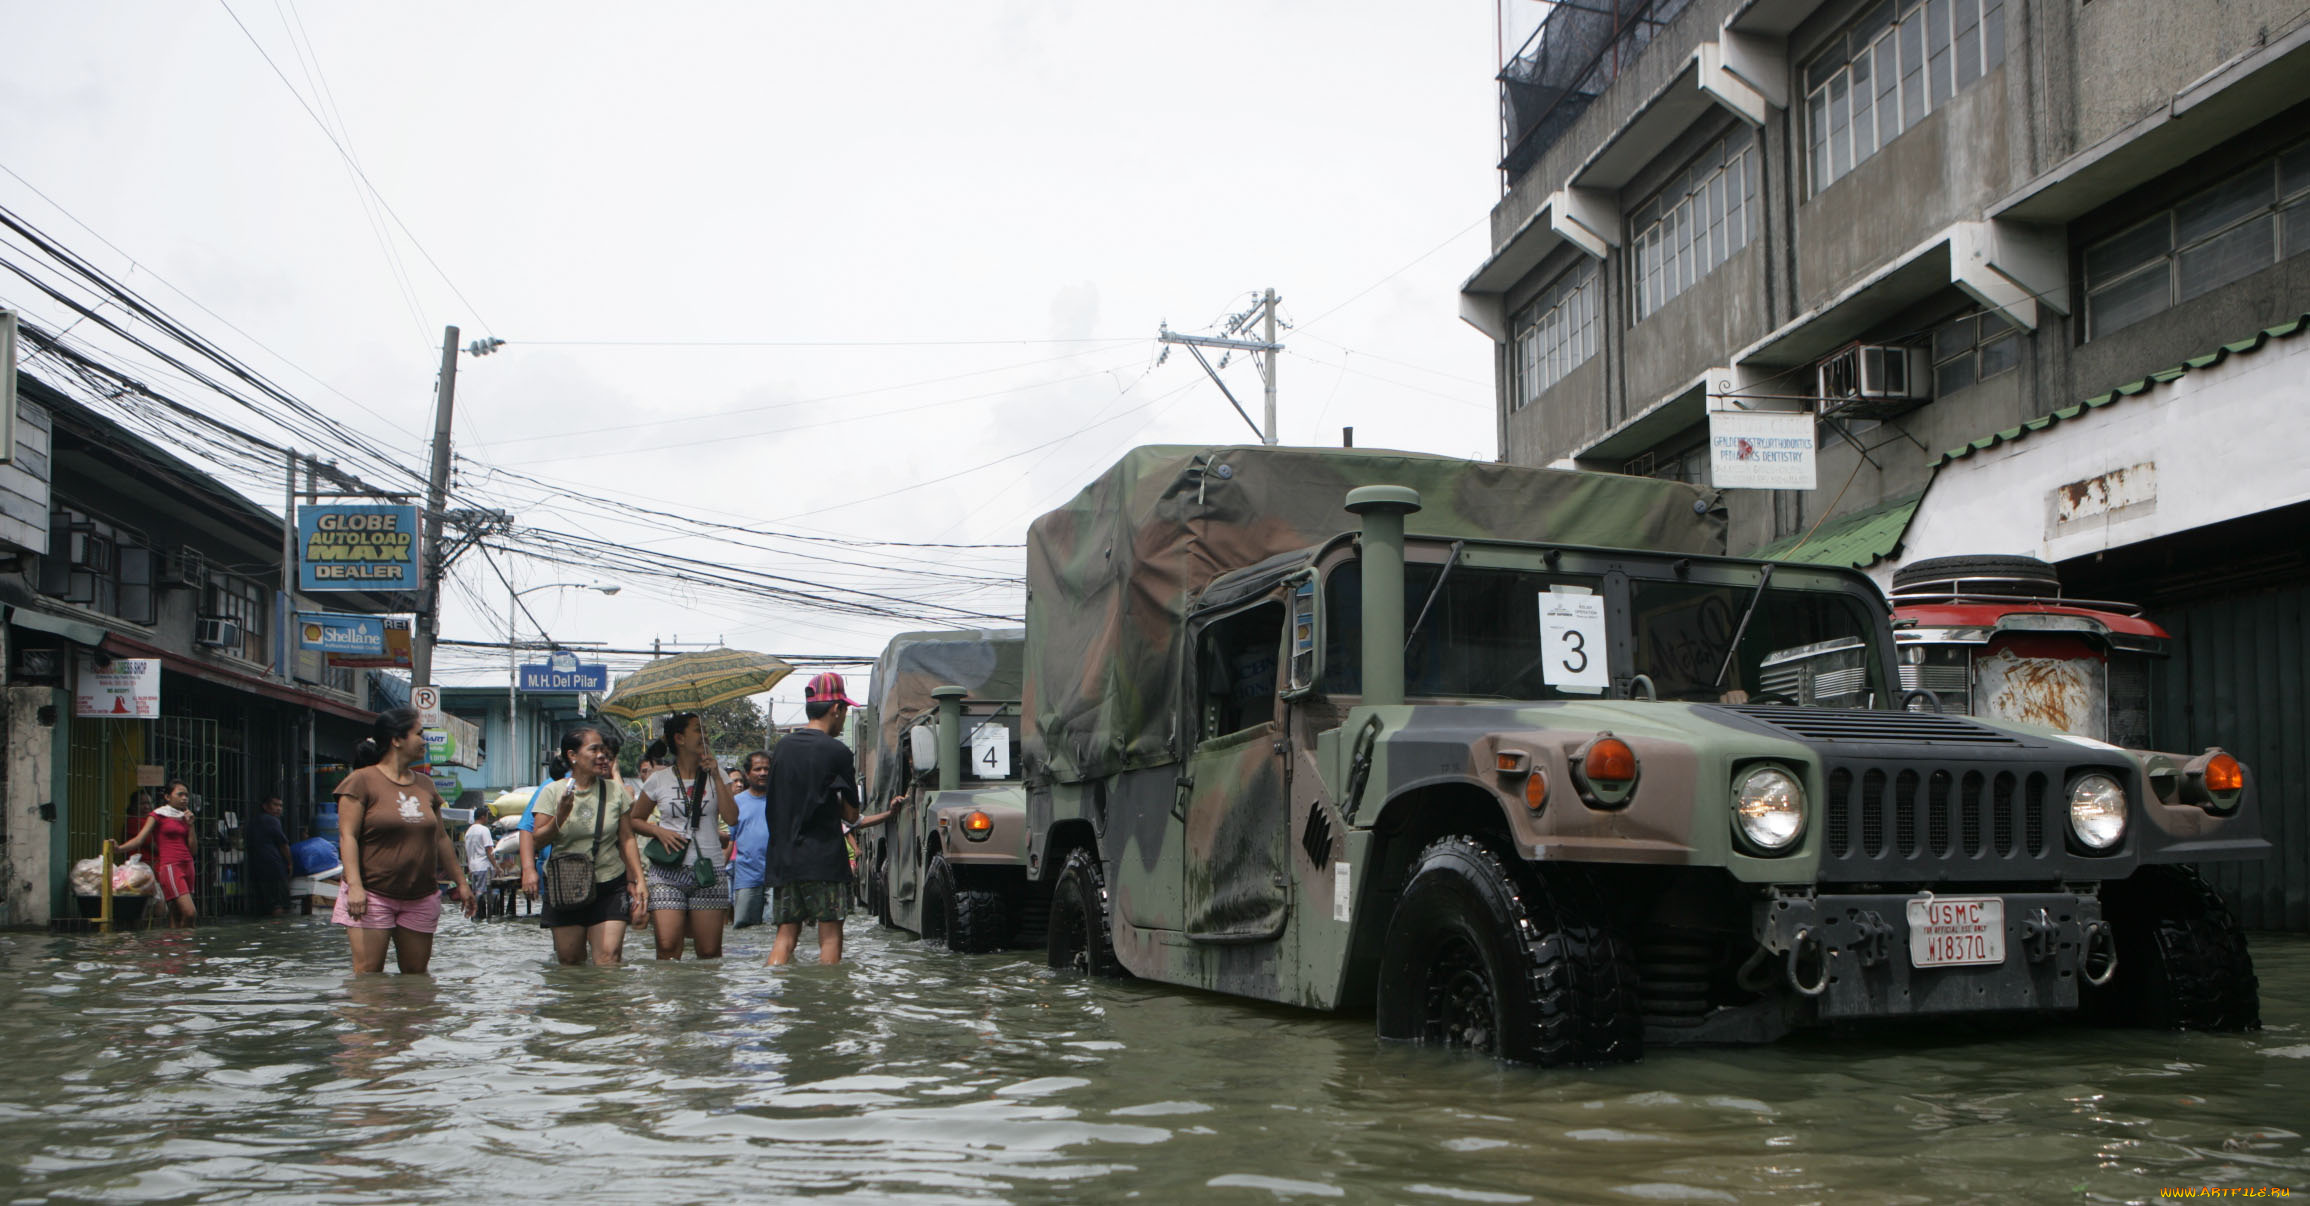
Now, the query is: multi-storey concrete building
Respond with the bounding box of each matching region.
[1463,0,2309,926]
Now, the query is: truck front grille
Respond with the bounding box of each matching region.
[1820,764,2054,882]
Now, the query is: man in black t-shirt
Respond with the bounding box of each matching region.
[765,672,899,966]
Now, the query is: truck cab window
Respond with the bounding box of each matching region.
[1323,560,1606,700]
[1196,603,1284,740]
[1628,580,1884,705]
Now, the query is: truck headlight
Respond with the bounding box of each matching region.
[2067,773,2127,850]
[1734,765,1805,852]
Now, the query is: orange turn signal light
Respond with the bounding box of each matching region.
[1495,751,1530,774]
[1584,737,1638,785]
[2204,753,2244,794]
[1523,771,1548,811]
[962,810,995,840]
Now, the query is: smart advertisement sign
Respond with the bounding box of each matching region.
[519,662,610,692]
[295,611,386,656]
[297,504,418,592]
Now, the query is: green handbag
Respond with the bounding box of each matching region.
[643,768,717,891]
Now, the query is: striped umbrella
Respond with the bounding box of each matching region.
[598,648,794,720]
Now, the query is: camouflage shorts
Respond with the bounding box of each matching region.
[770,880,853,925]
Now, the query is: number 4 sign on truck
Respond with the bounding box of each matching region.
[969,722,1011,779]
[1538,590,1609,693]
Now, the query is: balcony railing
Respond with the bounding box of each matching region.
[1499,0,1695,190]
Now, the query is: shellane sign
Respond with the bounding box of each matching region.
[1707,411,1817,490]
[297,504,418,592]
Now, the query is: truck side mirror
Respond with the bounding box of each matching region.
[908,726,938,775]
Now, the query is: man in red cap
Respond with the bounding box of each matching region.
[764,671,899,966]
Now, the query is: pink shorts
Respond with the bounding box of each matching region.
[331,888,442,933]
[157,861,195,902]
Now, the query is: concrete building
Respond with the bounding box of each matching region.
[1463,0,2309,926]
[0,373,401,927]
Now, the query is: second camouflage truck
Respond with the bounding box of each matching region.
[854,628,1037,952]
[1015,446,2265,1065]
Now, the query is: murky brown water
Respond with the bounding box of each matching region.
[1,917,2303,1204]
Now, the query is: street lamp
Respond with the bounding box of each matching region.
[508,582,620,785]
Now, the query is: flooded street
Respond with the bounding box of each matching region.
[2,918,2304,1204]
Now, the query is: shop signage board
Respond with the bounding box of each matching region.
[1707,410,1817,490]
[297,504,419,592]
[75,656,160,718]
[518,662,610,692]
[328,616,412,668]
[296,612,386,655]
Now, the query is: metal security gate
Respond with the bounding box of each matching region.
[2148,580,2310,931]
[63,715,248,919]
[147,716,246,919]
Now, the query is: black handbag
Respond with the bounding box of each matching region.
[541,779,607,912]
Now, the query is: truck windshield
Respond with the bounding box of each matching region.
[1629,579,1885,707]
[1323,561,1607,699]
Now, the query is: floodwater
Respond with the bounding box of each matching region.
[2,917,2304,1205]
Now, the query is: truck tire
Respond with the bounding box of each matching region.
[1891,554,2061,597]
[2085,866,2261,1031]
[867,854,894,930]
[1375,836,1642,1067]
[923,854,1011,953]
[921,853,954,946]
[1046,848,1122,977]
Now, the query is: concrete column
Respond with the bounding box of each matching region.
[3,685,62,928]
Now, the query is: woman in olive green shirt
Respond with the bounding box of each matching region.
[529,727,645,965]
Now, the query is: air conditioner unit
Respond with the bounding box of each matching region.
[160,547,208,590]
[1816,344,1929,420]
[194,616,243,649]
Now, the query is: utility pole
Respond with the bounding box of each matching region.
[411,326,459,689]
[1157,289,1283,445]
[1261,287,1279,446]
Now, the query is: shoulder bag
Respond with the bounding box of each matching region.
[643,767,719,890]
[541,779,607,912]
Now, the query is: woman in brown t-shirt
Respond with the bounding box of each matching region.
[335,706,477,973]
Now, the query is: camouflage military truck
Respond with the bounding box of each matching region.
[854,628,1036,953]
[1016,445,2264,1066]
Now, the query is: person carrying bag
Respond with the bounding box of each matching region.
[531,727,646,965]
[636,712,738,960]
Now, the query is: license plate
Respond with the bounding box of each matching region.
[1906,895,2006,968]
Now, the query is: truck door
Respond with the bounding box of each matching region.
[1180,599,1291,943]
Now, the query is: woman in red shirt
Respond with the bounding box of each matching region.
[334,707,478,974]
[118,779,198,927]
[118,776,197,924]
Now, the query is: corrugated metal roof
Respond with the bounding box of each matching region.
[1933,312,2310,467]
[1748,490,1924,568]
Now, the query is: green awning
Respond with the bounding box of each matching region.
[1747,491,1922,569]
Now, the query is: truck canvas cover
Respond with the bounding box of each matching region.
[863,628,1025,805]
[1024,445,1725,783]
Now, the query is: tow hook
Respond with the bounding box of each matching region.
[2081,920,2119,987]
[1786,927,1831,997]
[1851,911,1896,969]
[2021,908,2058,964]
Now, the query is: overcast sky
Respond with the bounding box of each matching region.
[3,2,1506,723]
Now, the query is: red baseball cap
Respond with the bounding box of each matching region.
[803,671,860,707]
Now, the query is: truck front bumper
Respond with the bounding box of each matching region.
[1756,891,2109,1019]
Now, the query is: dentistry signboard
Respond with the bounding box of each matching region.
[297,504,418,592]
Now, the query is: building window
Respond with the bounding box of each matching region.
[1804,0,2006,196]
[1929,308,2020,395]
[1631,127,1759,322]
[203,573,269,663]
[2084,141,2310,339]
[39,507,155,625]
[1512,263,1599,409]
[1624,439,1708,485]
